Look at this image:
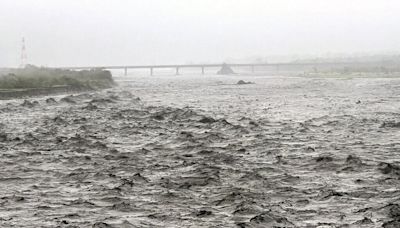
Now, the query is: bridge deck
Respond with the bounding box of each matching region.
[2,61,390,76]
[58,62,356,70]
[55,62,364,76]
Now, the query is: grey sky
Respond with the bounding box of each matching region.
[1,0,399,67]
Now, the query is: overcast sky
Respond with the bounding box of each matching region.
[0,0,399,67]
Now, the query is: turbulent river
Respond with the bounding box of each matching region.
[0,74,400,227]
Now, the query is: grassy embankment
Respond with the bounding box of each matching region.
[0,66,115,98]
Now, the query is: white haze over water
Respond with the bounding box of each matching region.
[0,0,399,67]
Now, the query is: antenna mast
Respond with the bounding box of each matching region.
[20,37,27,68]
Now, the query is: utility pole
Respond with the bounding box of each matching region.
[20,37,27,68]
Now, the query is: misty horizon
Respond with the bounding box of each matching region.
[1,1,400,227]
[1,0,400,67]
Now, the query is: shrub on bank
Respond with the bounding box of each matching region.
[0,65,115,90]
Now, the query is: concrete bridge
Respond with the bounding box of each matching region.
[57,62,359,76]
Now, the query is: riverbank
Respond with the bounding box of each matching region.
[0,66,115,99]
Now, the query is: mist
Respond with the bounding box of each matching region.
[1,0,400,67]
[3,1,400,227]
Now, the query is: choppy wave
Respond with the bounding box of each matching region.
[0,79,399,227]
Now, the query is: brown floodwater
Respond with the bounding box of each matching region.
[0,74,399,227]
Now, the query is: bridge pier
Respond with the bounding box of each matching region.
[58,61,367,76]
[176,67,180,75]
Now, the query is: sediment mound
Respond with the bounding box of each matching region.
[217,63,235,75]
[237,80,254,85]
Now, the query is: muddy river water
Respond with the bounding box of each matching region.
[0,74,399,227]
